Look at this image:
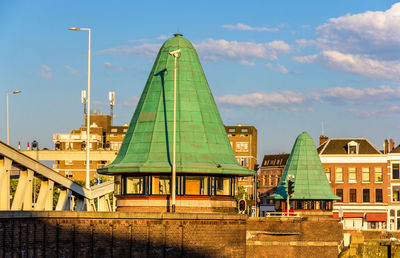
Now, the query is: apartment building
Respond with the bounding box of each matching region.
[225,124,257,198]
[53,110,127,181]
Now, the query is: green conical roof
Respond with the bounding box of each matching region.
[269,132,339,200]
[98,34,253,176]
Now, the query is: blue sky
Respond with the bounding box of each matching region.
[1,0,400,160]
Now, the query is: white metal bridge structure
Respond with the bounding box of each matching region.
[0,140,114,211]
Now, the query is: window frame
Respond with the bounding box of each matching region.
[335,167,343,183]
[362,189,370,203]
[392,164,400,180]
[349,189,357,203]
[374,167,383,183]
[362,167,370,183]
[348,167,357,183]
[336,188,343,202]
[375,189,383,203]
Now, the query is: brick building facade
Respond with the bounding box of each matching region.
[53,111,127,181]
[225,124,258,199]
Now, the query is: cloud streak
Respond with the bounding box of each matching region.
[98,38,291,65]
[222,23,280,32]
[216,85,400,117]
[40,65,52,79]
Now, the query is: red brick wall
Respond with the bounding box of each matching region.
[323,162,389,204]
[0,212,342,258]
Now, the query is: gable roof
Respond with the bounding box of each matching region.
[261,153,290,168]
[317,138,381,155]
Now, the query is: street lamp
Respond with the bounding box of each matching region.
[69,26,91,189]
[169,49,181,213]
[6,90,22,145]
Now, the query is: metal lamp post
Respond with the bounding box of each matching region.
[169,49,181,213]
[69,26,91,189]
[6,90,22,145]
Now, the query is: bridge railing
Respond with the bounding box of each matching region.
[0,140,114,212]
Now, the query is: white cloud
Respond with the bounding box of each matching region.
[222,23,279,32]
[98,38,291,65]
[157,35,168,40]
[294,50,400,80]
[195,39,291,63]
[317,3,400,60]
[104,62,124,72]
[295,3,400,81]
[40,65,52,79]
[266,63,289,74]
[64,65,81,77]
[121,96,139,107]
[347,108,384,118]
[97,43,161,58]
[216,91,305,109]
[215,85,400,117]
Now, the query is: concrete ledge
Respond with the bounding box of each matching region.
[0,211,248,221]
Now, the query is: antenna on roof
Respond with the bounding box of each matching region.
[321,121,325,136]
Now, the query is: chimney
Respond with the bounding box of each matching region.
[319,135,329,145]
[390,138,395,152]
[384,139,389,154]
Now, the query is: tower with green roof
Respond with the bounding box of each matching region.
[98,34,253,213]
[268,132,339,212]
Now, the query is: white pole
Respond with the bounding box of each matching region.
[86,28,91,190]
[6,93,9,145]
[169,49,180,213]
[69,27,91,189]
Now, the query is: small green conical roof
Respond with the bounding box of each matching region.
[99,34,252,176]
[269,132,339,200]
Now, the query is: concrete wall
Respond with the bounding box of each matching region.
[0,211,342,258]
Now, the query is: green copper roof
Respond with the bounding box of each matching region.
[269,132,339,200]
[98,34,253,176]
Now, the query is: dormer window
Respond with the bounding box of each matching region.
[348,141,359,154]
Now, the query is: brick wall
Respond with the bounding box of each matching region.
[0,212,342,258]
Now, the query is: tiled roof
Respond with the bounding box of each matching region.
[317,138,381,155]
[391,145,400,153]
[261,153,290,167]
[269,132,339,200]
[98,35,253,176]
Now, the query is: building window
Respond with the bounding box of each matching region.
[228,128,235,133]
[237,158,248,167]
[347,141,359,154]
[215,177,231,196]
[126,176,144,194]
[65,171,73,178]
[277,175,281,185]
[362,167,370,182]
[336,189,343,202]
[375,189,383,203]
[392,186,400,202]
[374,167,383,182]
[241,128,248,133]
[348,167,357,183]
[236,142,249,152]
[393,164,400,179]
[152,176,171,195]
[335,167,343,182]
[185,176,208,195]
[65,160,73,166]
[362,189,370,203]
[269,175,274,185]
[350,189,357,203]
[324,168,331,182]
